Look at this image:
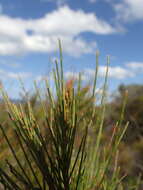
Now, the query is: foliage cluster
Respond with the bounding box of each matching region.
[0,44,142,189]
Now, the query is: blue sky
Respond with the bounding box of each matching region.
[0,0,143,98]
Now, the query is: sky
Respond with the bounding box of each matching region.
[0,0,143,98]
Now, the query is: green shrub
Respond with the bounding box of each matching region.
[0,42,140,189]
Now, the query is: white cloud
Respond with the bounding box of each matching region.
[113,0,143,22]
[86,66,134,79]
[36,70,88,83]
[0,6,118,56]
[63,65,134,81]
[7,72,31,79]
[37,60,143,83]
[89,0,97,3]
[65,71,87,80]
[0,69,31,80]
[35,75,48,82]
[0,60,20,68]
[126,62,143,70]
[100,66,134,78]
[31,6,117,35]
[41,0,67,7]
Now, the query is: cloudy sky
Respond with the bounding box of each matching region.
[0,0,143,98]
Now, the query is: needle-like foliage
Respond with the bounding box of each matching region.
[0,42,140,190]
